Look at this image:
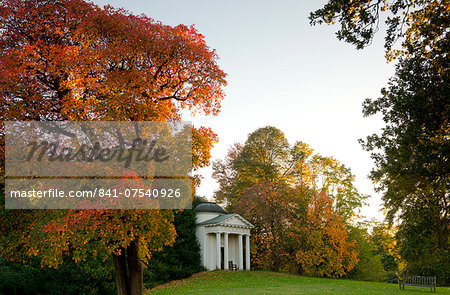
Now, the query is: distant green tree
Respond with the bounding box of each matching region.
[346,224,385,282]
[371,223,399,273]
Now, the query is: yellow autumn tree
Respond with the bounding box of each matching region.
[295,192,359,278]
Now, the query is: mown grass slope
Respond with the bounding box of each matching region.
[147,271,450,295]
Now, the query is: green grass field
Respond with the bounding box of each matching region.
[147,271,450,295]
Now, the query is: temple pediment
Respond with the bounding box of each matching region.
[197,213,254,229]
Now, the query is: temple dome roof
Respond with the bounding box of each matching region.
[194,202,225,214]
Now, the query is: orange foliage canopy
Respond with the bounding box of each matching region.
[0,0,226,277]
[294,192,359,278]
[0,0,226,122]
[233,181,359,277]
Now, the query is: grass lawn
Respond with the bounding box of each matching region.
[147,271,450,295]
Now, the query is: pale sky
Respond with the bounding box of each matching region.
[93,0,396,221]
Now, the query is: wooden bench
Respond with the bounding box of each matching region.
[399,275,436,292]
[228,261,238,271]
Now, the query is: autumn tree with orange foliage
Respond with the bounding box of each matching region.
[233,181,359,277]
[294,192,358,277]
[233,181,300,271]
[0,1,226,294]
[213,127,362,276]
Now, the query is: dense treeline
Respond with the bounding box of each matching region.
[311,0,449,285]
[213,126,393,279]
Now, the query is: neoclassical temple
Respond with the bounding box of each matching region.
[195,202,254,271]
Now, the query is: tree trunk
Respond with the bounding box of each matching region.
[113,248,129,295]
[112,240,144,295]
[127,238,143,295]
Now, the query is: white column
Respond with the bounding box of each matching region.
[224,233,229,270]
[238,234,243,270]
[245,234,250,271]
[216,232,221,269]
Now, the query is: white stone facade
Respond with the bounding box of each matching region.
[195,203,254,271]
